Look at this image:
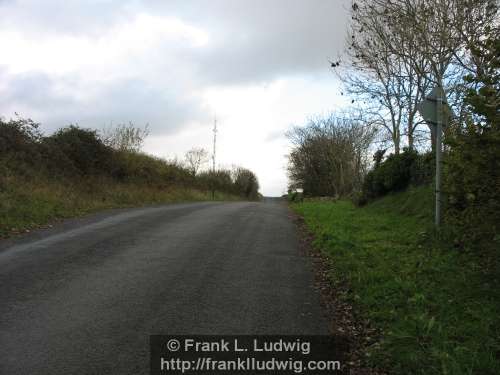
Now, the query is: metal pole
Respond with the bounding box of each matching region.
[435,85,443,228]
[211,116,217,200]
[212,116,217,173]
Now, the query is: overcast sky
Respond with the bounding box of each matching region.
[0,0,350,196]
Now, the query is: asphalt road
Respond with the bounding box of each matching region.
[0,200,329,374]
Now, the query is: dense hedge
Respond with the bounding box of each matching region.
[444,120,499,248]
[357,149,434,205]
[0,118,259,199]
[442,33,500,249]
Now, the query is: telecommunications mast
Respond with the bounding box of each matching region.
[212,116,217,172]
[211,116,217,200]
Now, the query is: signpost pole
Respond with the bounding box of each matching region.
[417,84,450,230]
[435,91,442,228]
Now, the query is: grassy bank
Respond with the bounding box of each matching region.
[1,118,260,237]
[0,175,239,238]
[292,186,500,374]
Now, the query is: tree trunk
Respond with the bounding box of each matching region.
[428,123,436,152]
[393,131,401,154]
[407,112,415,150]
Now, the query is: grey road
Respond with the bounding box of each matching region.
[0,200,329,374]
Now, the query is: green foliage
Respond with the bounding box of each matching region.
[197,169,232,194]
[359,149,433,204]
[463,32,499,127]
[0,118,258,197]
[233,167,260,199]
[443,30,500,249]
[0,117,43,172]
[287,113,375,197]
[292,189,500,374]
[110,150,192,186]
[44,125,113,176]
[444,119,500,248]
[0,116,42,150]
[1,117,259,235]
[195,168,260,200]
[287,191,304,203]
[0,174,238,238]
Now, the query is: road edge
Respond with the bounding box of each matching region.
[289,207,386,375]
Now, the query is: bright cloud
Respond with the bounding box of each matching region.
[0,0,350,196]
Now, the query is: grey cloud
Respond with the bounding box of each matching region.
[1,70,206,135]
[0,1,349,196]
[75,79,207,134]
[2,0,349,84]
[3,71,73,109]
[0,0,132,37]
[148,0,350,84]
[265,129,287,143]
[0,0,349,133]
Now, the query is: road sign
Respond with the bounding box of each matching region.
[417,86,452,127]
[417,85,451,229]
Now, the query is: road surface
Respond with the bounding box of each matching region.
[0,200,329,374]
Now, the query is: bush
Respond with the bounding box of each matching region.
[0,117,43,171]
[359,149,433,203]
[288,191,304,203]
[197,169,233,194]
[442,32,500,249]
[1,116,260,201]
[444,120,500,247]
[110,151,177,185]
[233,167,259,199]
[44,126,113,176]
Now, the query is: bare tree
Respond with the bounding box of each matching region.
[184,147,209,176]
[100,122,149,152]
[339,0,497,151]
[287,111,376,197]
[335,0,433,153]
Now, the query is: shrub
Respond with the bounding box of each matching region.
[0,117,43,171]
[444,120,500,247]
[45,125,113,176]
[1,116,260,201]
[442,31,500,249]
[197,169,233,193]
[359,149,433,203]
[288,191,304,203]
[233,167,260,199]
[410,151,434,186]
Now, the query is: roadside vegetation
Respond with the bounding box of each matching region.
[288,0,498,373]
[0,117,259,237]
[293,188,499,374]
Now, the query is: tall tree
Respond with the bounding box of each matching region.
[340,0,496,151]
[336,0,432,153]
[287,112,375,197]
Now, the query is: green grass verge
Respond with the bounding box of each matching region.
[0,175,240,237]
[292,186,500,374]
